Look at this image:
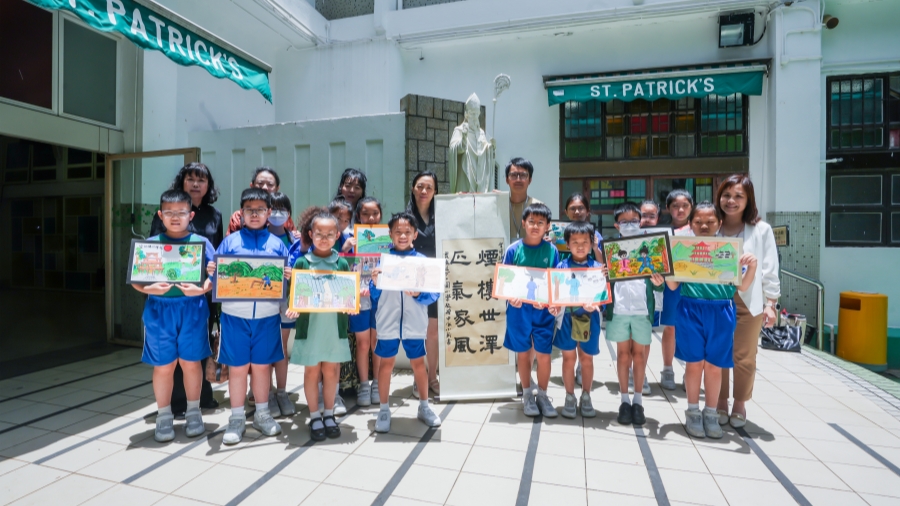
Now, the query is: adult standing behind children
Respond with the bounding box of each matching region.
[226,167,297,236]
[714,175,780,428]
[334,168,367,223]
[506,158,543,241]
[149,163,222,416]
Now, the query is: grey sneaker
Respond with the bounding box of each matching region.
[523,388,540,417]
[276,391,295,417]
[223,414,246,445]
[579,392,596,418]
[685,409,705,439]
[703,410,724,439]
[660,369,676,390]
[375,408,391,433]
[417,403,442,427]
[642,375,652,395]
[154,413,175,442]
[357,382,372,407]
[627,368,635,394]
[371,380,380,404]
[267,391,281,418]
[536,390,558,418]
[184,410,205,438]
[334,393,347,416]
[252,409,282,437]
[575,363,582,386]
[561,393,577,419]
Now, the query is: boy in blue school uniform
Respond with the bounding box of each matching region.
[215,188,291,445]
[133,189,215,443]
[503,203,560,418]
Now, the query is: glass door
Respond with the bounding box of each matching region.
[104,148,199,346]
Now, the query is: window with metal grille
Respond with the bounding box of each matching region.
[828,75,900,152]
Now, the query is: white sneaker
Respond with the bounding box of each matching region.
[579,392,596,418]
[154,413,175,442]
[660,369,676,390]
[223,414,246,445]
[575,363,582,386]
[375,408,391,433]
[334,393,347,416]
[643,375,652,396]
[536,390,558,418]
[357,382,372,407]
[275,391,295,417]
[417,403,442,427]
[267,391,281,418]
[523,388,540,417]
[252,409,282,437]
[371,380,380,403]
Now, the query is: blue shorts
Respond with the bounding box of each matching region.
[505,304,555,354]
[674,297,736,368]
[218,313,284,367]
[554,312,602,356]
[142,296,211,366]
[349,309,376,333]
[374,338,426,359]
[660,285,682,327]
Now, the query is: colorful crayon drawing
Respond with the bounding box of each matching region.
[341,254,379,291]
[602,232,673,281]
[289,270,360,313]
[492,265,550,304]
[547,221,569,252]
[354,224,392,254]
[128,240,205,284]
[548,268,612,306]
[669,236,743,285]
[376,254,445,293]
[213,255,286,301]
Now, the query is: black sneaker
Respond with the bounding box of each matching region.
[631,403,646,426]
[617,402,633,425]
[323,415,341,439]
[200,398,219,409]
[310,417,326,442]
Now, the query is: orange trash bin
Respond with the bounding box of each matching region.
[836,292,888,371]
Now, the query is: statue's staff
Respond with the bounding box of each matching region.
[491,74,510,189]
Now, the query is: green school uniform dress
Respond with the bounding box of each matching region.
[290,251,352,366]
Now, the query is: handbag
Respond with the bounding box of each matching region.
[760,325,802,353]
[571,313,591,342]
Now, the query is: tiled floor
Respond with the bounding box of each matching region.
[1,332,900,506]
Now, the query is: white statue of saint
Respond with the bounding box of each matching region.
[448,93,495,193]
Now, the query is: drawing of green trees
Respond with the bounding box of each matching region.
[497,267,516,293]
[361,229,376,242]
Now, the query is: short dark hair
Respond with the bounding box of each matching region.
[252,167,280,188]
[328,197,353,216]
[639,246,649,255]
[522,202,552,222]
[666,189,694,209]
[715,174,760,225]
[335,168,368,200]
[171,162,219,205]
[160,189,192,207]
[613,202,641,222]
[240,187,272,208]
[564,220,595,243]
[640,200,660,214]
[689,200,720,221]
[388,211,417,230]
[270,192,292,214]
[355,196,382,223]
[564,192,588,211]
[505,157,534,179]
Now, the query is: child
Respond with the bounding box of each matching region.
[551,221,605,419]
[285,209,354,441]
[640,200,660,227]
[503,203,560,418]
[215,188,291,445]
[133,189,215,442]
[666,201,756,439]
[329,198,353,254]
[347,197,383,406]
[659,190,695,391]
[268,192,295,248]
[268,192,297,418]
[370,211,441,433]
[605,203,664,426]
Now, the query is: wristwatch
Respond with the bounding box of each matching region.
[765,301,780,310]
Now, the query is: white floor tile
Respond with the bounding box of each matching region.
[0,464,68,504]
[445,471,520,506]
[392,463,459,504]
[8,473,113,506]
[79,484,166,506]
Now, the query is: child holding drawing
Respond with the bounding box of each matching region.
[348,196,383,407]
[666,201,757,439]
[551,221,606,419]
[369,211,441,433]
[285,208,354,441]
[659,189,695,391]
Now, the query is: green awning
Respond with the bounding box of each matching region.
[26,0,273,102]
[545,63,767,105]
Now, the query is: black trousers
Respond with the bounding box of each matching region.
[170,360,215,412]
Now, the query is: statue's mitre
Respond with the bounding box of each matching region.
[465,93,481,112]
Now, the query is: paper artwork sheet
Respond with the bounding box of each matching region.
[547,221,569,252]
[354,224,392,254]
[213,255,286,301]
[639,227,673,236]
[288,270,360,313]
[341,254,379,291]
[376,254,445,293]
[669,236,743,285]
[443,238,508,367]
[127,239,206,284]
[548,268,612,306]
[603,232,673,281]
[492,264,550,304]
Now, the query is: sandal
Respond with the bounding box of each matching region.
[429,379,441,396]
[729,412,747,428]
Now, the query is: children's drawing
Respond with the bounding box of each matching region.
[639,227,673,236]
[492,265,550,304]
[548,268,613,306]
[213,255,286,301]
[354,224,392,254]
[340,254,380,292]
[127,239,206,284]
[669,236,743,285]
[376,254,445,293]
[289,270,360,313]
[546,221,569,252]
[602,232,673,281]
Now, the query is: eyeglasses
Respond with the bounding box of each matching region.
[160,211,190,218]
[313,232,338,240]
[242,208,268,217]
[618,219,641,226]
[508,172,530,181]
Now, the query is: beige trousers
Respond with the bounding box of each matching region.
[721,295,764,402]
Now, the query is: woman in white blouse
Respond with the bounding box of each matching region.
[715,175,780,428]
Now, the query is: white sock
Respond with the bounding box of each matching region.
[663,366,674,373]
[157,405,172,416]
[231,407,245,417]
[186,400,200,414]
[380,403,390,411]
[309,410,321,419]
[632,393,643,405]
[621,393,631,404]
[704,406,717,415]
[256,402,269,412]
[277,388,286,394]
[688,403,700,412]
[419,399,429,409]
[324,409,334,417]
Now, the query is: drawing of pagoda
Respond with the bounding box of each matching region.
[690,241,713,267]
